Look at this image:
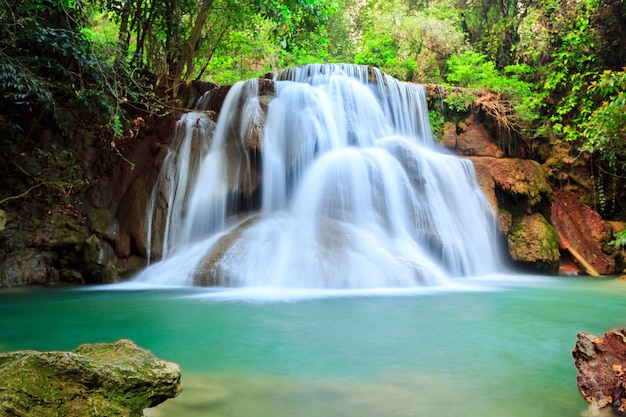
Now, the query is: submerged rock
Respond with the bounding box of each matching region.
[573,329,626,416]
[0,339,182,417]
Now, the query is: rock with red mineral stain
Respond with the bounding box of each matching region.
[572,329,626,416]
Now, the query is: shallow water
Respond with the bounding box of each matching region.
[1,276,625,416]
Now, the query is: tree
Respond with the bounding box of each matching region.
[354,0,466,82]
[454,0,537,69]
[99,0,340,101]
[0,0,130,137]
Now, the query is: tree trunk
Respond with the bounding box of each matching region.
[171,0,213,99]
[117,0,133,59]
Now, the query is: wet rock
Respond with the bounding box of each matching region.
[551,189,616,275]
[0,249,57,287]
[507,213,560,273]
[466,156,557,272]
[116,255,147,278]
[84,234,119,283]
[193,215,261,286]
[559,261,582,276]
[572,329,626,416]
[466,156,498,213]
[0,339,182,417]
[468,156,552,209]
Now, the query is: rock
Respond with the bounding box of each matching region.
[442,122,457,149]
[0,249,57,287]
[193,215,261,286]
[115,255,147,278]
[465,156,557,272]
[0,209,6,231]
[439,110,503,157]
[468,156,552,209]
[84,234,120,283]
[455,117,503,157]
[572,329,626,416]
[551,189,616,275]
[0,339,182,417]
[507,213,560,273]
[559,261,581,276]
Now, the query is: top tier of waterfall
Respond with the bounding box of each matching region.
[273,63,434,142]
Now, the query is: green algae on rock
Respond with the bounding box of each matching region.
[507,213,560,273]
[0,339,182,417]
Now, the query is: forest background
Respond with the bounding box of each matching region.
[1,0,625,242]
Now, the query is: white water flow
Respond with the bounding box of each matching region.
[138,64,505,288]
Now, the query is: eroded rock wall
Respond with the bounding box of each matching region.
[433,89,621,275]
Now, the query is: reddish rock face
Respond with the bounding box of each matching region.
[573,329,626,416]
[551,189,616,275]
[443,114,503,157]
[457,120,503,157]
[468,156,553,210]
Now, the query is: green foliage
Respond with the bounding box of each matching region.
[259,0,339,51]
[355,33,399,70]
[428,109,445,140]
[445,51,496,88]
[0,0,145,138]
[445,51,532,97]
[443,90,474,112]
[0,56,60,124]
[354,0,466,82]
[610,229,626,250]
[582,69,626,162]
[453,0,527,69]
[443,51,540,123]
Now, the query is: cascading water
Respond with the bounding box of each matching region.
[136,64,506,288]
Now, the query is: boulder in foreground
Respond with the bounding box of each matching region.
[0,339,182,417]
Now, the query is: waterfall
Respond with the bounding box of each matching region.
[137,64,505,288]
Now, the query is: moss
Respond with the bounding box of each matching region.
[0,340,181,417]
[507,213,560,272]
[543,219,560,254]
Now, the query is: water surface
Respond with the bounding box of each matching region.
[1,276,624,416]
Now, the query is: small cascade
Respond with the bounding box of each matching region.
[146,80,262,261]
[145,111,213,262]
[137,64,505,288]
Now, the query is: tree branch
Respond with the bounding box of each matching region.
[0,181,62,205]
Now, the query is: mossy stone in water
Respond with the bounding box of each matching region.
[0,339,182,417]
[507,213,560,273]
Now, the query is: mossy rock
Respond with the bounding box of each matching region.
[507,213,560,273]
[0,339,182,417]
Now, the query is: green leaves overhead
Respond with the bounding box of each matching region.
[1,0,625,214]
